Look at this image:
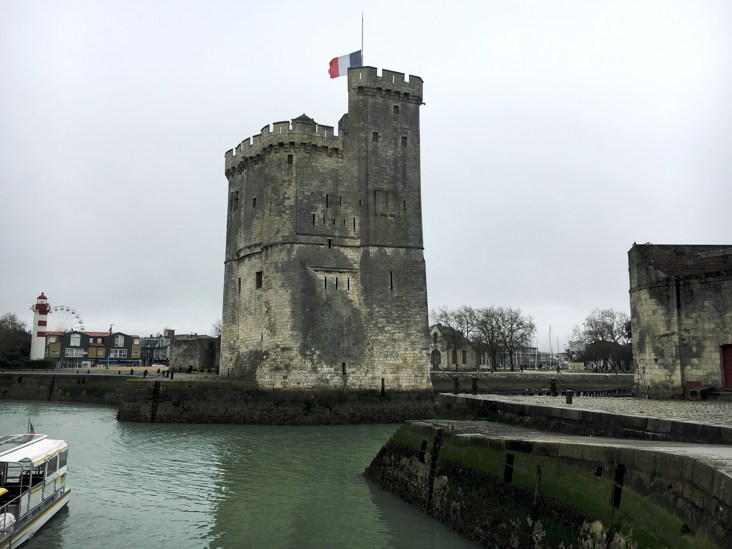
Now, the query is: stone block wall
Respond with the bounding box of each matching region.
[629,244,732,397]
[221,68,431,391]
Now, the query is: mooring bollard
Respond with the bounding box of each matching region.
[453,376,459,394]
[565,389,573,404]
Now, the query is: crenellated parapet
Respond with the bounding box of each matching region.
[225,114,342,176]
[348,66,423,103]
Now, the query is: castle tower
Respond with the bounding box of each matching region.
[222,67,430,391]
[29,292,50,360]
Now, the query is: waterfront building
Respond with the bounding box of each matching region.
[45,330,142,368]
[629,243,732,398]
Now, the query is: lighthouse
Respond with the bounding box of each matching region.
[30,292,50,360]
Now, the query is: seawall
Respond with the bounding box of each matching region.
[365,418,732,547]
[0,373,434,424]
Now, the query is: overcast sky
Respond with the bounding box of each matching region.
[2,1,730,352]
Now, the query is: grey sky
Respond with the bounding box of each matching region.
[1,0,730,352]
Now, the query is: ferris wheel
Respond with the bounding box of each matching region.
[50,305,85,332]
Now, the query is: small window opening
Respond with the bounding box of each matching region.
[372,132,379,142]
[255,271,263,289]
[339,195,342,205]
[269,202,272,216]
[324,277,327,289]
[403,200,406,211]
[252,197,256,208]
[332,218,336,225]
[347,278,350,290]
[237,277,241,293]
[393,105,400,114]
[342,362,347,375]
[335,277,339,289]
[326,194,329,208]
[312,214,315,225]
[352,218,356,229]
[328,239,332,249]
[261,333,264,341]
[401,136,407,146]
[287,154,293,164]
[390,271,393,291]
[433,332,437,345]
[358,199,362,206]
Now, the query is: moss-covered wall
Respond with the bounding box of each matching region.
[366,421,727,547]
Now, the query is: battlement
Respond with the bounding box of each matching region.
[225,114,341,168]
[348,66,423,102]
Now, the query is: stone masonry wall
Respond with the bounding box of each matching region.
[629,244,732,398]
[221,67,431,392]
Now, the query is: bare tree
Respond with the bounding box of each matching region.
[497,307,536,371]
[474,306,502,372]
[211,318,222,338]
[568,308,632,372]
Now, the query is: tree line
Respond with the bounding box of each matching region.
[567,308,632,373]
[432,305,633,373]
[431,305,536,372]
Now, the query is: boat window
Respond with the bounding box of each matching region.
[4,463,21,483]
[47,455,58,476]
[58,450,68,469]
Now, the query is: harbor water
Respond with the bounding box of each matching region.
[0,401,477,548]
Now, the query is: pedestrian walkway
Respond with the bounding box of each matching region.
[478,394,732,427]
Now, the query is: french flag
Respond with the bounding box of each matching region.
[27,419,35,435]
[328,50,362,79]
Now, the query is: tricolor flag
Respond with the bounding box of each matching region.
[328,50,362,79]
[27,419,35,435]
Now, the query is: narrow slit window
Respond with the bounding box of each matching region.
[328,239,332,249]
[353,218,356,229]
[312,214,315,225]
[393,105,400,114]
[287,154,293,164]
[255,271,263,289]
[252,197,256,208]
[390,271,393,291]
[324,277,327,289]
[238,277,241,293]
[401,136,407,146]
[335,277,339,289]
[326,194,329,208]
[372,132,379,142]
[342,362,346,375]
[347,278,350,290]
[403,200,406,211]
[339,195,342,205]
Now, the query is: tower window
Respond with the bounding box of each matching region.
[252,197,256,208]
[324,277,327,289]
[328,239,332,249]
[342,363,346,375]
[238,277,241,293]
[312,214,315,225]
[287,154,293,164]
[372,132,379,142]
[347,278,350,290]
[401,136,408,147]
[335,277,339,289]
[393,105,400,114]
[390,271,393,291]
[326,194,329,208]
[255,271,263,289]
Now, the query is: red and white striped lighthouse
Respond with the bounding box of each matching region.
[30,292,50,360]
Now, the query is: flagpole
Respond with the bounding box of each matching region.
[361,11,364,64]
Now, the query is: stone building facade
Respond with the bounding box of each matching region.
[221,67,431,391]
[628,243,732,398]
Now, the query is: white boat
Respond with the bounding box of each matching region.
[0,431,70,548]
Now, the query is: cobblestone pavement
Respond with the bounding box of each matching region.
[476,394,732,427]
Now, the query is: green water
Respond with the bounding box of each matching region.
[0,401,477,548]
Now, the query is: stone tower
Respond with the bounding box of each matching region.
[222,67,430,391]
